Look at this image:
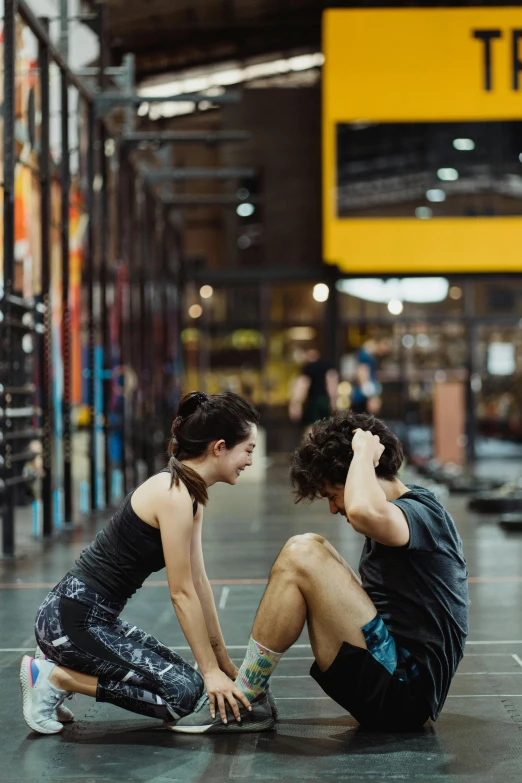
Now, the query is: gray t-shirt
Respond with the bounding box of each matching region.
[359,484,469,720]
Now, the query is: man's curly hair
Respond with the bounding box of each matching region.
[290,411,404,502]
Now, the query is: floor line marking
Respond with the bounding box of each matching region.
[466,641,522,645]
[270,672,522,679]
[464,653,512,657]
[275,695,522,701]
[512,654,522,668]
[219,586,230,610]
[0,646,519,655]
[457,671,522,676]
[3,576,522,589]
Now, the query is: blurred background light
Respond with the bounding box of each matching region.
[449,286,463,300]
[336,278,449,303]
[313,283,329,302]
[236,203,255,217]
[426,188,446,202]
[200,285,214,299]
[286,326,317,341]
[387,299,404,315]
[453,138,475,151]
[437,167,459,181]
[415,206,433,219]
[188,304,203,318]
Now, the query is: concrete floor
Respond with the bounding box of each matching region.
[2,463,522,782]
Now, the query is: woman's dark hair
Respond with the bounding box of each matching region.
[290,411,404,503]
[168,391,260,505]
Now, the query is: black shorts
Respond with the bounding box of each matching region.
[310,614,431,730]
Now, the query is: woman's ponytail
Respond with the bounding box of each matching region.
[167,426,208,506]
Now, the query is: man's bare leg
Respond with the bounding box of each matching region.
[252,533,377,671]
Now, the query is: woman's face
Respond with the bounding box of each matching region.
[217,425,258,485]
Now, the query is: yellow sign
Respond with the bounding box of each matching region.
[323,8,522,274]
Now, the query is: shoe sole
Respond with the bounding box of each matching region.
[167,716,275,734]
[20,656,63,735]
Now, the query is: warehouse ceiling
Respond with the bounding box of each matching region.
[101,0,517,80]
[105,0,326,79]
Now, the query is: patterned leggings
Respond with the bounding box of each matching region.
[35,573,204,721]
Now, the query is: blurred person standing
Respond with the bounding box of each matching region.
[289,348,339,433]
[351,338,389,415]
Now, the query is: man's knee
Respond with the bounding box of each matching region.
[274,534,359,586]
[284,532,327,551]
[274,533,331,578]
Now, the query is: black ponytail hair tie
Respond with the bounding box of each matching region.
[178,391,209,420]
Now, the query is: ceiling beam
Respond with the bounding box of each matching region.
[122,131,250,147]
[144,167,256,181]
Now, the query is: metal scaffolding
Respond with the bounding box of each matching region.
[0,0,253,557]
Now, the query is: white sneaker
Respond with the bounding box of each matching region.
[20,656,69,734]
[34,646,75,723]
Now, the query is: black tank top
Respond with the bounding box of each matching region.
[69,469,198,604]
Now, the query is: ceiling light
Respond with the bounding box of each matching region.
[426,188,446,202]
[415,206,433,219]
[138,53,324,101]
[200,285,213,299]
[336,278,449,304]
[388,300,403,315]
[313,284,329,302]
[289,53,324,71]
[437,168,459,181]
[188,304,203,319]
[237,203,255,217]
[453,138,475,151]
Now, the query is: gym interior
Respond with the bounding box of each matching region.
[2,2,522,782]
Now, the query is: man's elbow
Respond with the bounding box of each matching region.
[347,505,384,533]
[346,506,368,533]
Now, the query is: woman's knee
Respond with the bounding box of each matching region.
[169,667,204,717]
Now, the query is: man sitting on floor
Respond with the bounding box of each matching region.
[171,411,469,733]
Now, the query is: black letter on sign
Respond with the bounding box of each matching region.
[513,30,522,90]
[473,29,502,91]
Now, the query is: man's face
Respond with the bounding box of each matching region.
[321,480,346,517]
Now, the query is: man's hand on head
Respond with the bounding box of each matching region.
[351,429,384,468]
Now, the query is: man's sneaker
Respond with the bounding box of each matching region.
[20,656,70,734]
[265,684,279,721]
[34,646,75,723]
[167,691,275,734]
